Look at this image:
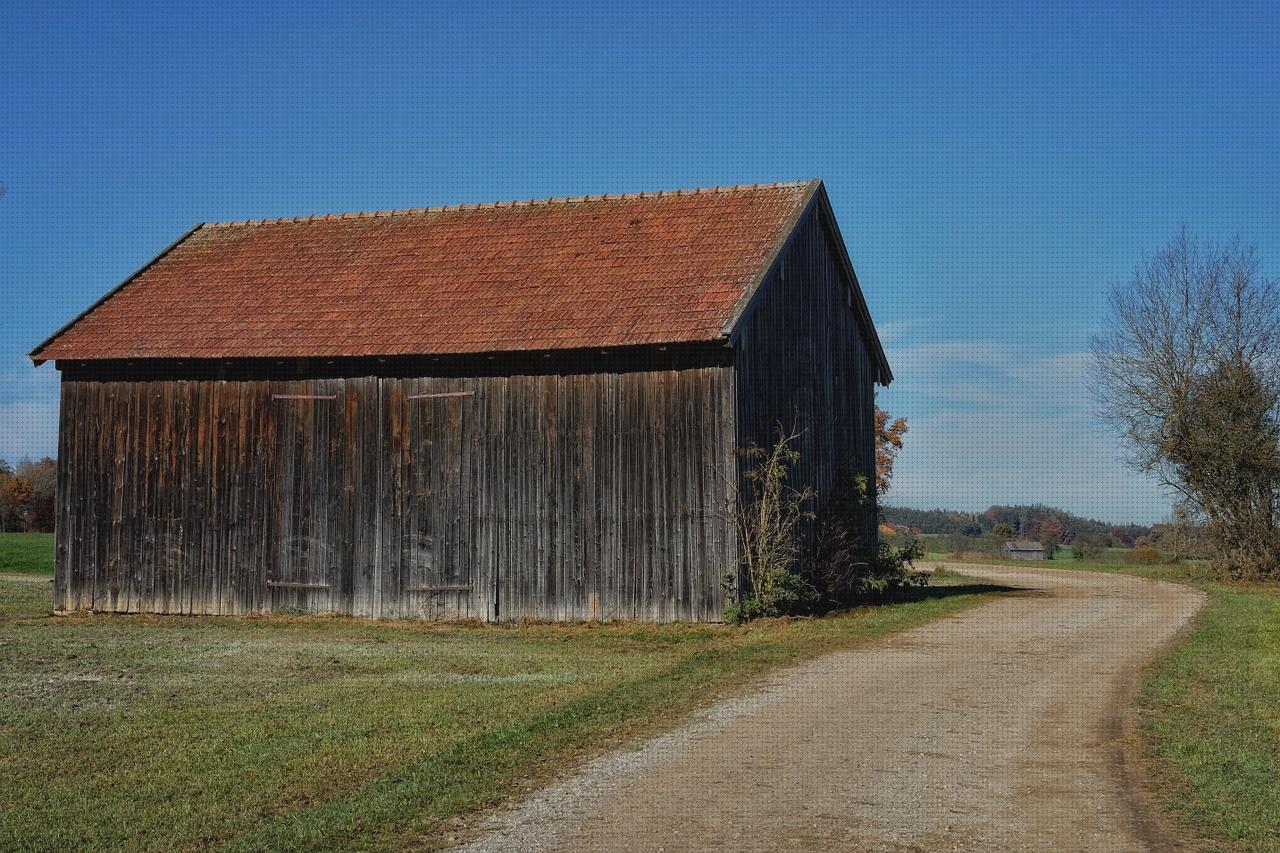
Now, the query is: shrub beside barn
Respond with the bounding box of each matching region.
[31,180,890,621]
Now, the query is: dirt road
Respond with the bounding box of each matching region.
[451,565,1204,852]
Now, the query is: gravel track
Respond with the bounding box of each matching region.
[449,565,1205,852]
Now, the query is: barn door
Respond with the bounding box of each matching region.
[269,380,351,613]
[392,381,477,619]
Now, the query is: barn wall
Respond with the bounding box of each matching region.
[53,367,737,621]
[732,205,878,560]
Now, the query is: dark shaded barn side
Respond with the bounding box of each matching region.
[35,180,891,622]
[732,194,883,553]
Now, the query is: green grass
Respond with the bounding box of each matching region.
[934,551,1280,851]
[0,572,1000,851]
[923,546,1172,569]
[1141,583,1280,851]
[0,532,54,574]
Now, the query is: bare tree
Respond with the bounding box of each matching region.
[1091,229,1280,577]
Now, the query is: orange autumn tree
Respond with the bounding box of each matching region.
[874,394,907,494]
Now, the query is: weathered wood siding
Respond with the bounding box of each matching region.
[732,205,878,556]
[54,367,737,621]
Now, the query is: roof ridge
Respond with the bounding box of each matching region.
[201,181,815,228]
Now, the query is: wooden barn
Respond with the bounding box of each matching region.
[30,180,891,622]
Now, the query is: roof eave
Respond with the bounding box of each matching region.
[719,179,823,338]
[29,224,206,366]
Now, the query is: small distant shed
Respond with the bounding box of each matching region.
[1003,540,1045,560]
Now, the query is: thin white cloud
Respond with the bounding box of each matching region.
[888,407,1171,524]
[875,317,934,344]
[880,338,1172,524]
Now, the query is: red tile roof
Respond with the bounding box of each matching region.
[32,182,819,363]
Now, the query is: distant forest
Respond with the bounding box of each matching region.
[880,504,1153,546]
[0,457,56,533]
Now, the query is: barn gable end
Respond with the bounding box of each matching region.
[730,187,885,566]
[35,181,889,622]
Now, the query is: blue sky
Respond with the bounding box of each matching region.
[3,0,1277,523]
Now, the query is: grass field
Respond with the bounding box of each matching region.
[922,541,1151,566]
[936,551,1280,852]
[12,528,1270,848]
[1142,582,1280,851]
[0,532,54,574]
[0,568,999,850]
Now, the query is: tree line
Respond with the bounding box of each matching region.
[0,458,56,533]
[881,504,1152,546]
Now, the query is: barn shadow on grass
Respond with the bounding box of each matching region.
[853,581,1019,609]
